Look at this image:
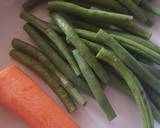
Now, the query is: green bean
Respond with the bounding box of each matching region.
[89,5,151,39]
[111,34,160,65]
[48,1,133,27]
[108,72,160,123]
[21,11,80,76]
[95,30,160,96]
[75,0,129,13]
[111,32,160,55]
[53,13,109,84]
[23,23,93,96]
[73,49,116,120]
[140,0,160,16]
[117,0,149,23]
[96,48,153,128]
[10,49,76,113]
[12,38,86,107]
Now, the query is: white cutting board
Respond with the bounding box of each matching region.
[0,0,160,128]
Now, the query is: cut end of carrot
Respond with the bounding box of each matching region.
[0,65,79,128]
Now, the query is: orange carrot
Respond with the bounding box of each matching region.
[0,66,79,128]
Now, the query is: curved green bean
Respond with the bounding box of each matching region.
[10,49,76,113]
[96,48,153,128]
[73,49,116,120]
[48,1,133,26]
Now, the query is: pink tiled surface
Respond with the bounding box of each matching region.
[0,0,160,128]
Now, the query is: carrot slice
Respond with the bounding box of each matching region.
[0,66,79,128]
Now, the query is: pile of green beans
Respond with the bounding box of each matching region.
[9,0,160,127]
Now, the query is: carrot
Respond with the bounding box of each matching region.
[0,66,79,128]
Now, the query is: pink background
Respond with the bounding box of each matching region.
[0,0,160,128]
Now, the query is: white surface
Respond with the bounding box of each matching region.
[0,0,160,128]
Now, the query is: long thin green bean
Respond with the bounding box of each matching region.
[23,23,93,96]
[74,0,129,13]
[12,38,86,106]
[96,48,153,128]
[48,1,133,27]
[108,71,160,123]
[111,32,160,55]
[73,49,116,120]
[89,5,151,39]
[111,34,160,65]
[53,13,109,84]
[95,30,160,96]
[10,49,76,113]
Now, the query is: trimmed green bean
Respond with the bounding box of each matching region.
[12,38,86,106]
[48,1,133,27]
[108,71,160,123]
[111,32,160,55]
[95,30,160,96]
[73,49,116,120]
[111,34,160,65]
[75,0,129,13]
[23,23,93,96]
[89,5,151,39]
[53,13,109,84]
[10,49,76,113]
[96,48,153,128]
